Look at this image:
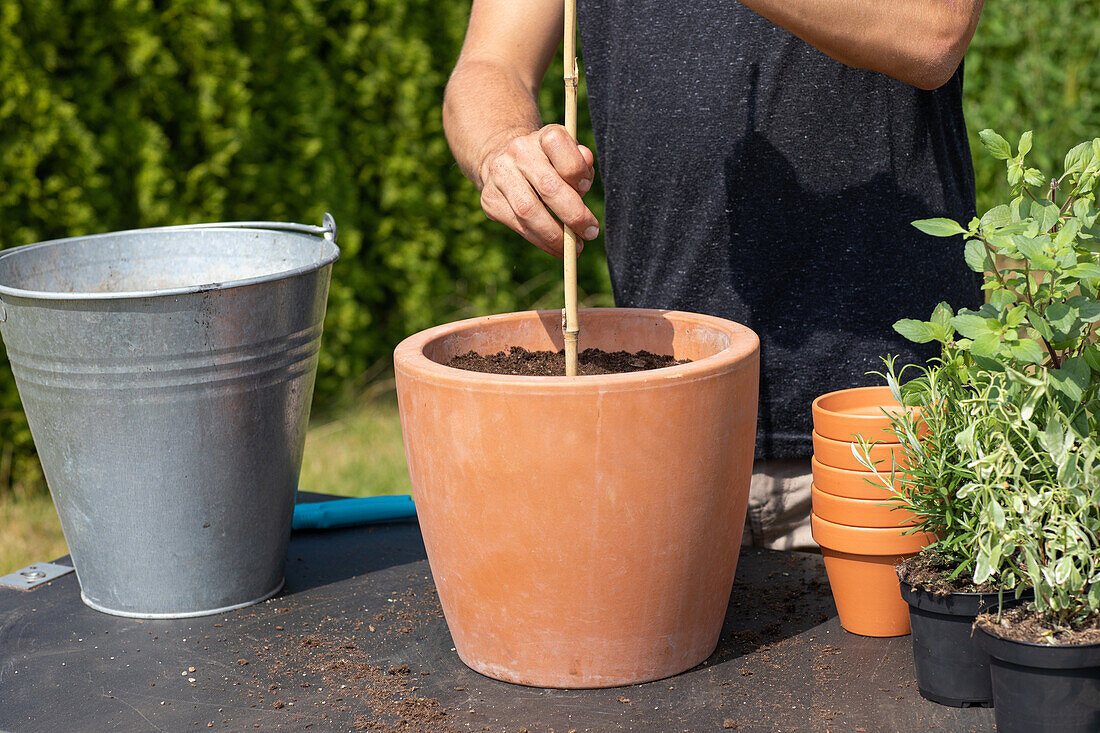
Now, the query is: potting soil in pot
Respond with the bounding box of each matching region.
[446,346,688,375]
[898,552,1004,594]
[977,606,1100,646]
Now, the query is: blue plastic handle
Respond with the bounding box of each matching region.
[292,495,416,531]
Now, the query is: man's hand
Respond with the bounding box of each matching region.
[443,0,600,259]
[477,124,598,259]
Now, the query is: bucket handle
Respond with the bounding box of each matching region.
[161,213,338,244]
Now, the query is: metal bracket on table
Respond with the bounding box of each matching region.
[0,562,75,591]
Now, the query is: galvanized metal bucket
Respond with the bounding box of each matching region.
[0,216,340,618]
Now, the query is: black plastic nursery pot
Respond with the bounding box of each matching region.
[976,624,1100,733]
[899,578,1025,707]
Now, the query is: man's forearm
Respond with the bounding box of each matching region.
[739,0,984,89]
[443,58,544,189]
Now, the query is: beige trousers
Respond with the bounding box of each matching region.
[741,457,817,551]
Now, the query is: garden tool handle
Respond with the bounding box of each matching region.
[291,494,417,531]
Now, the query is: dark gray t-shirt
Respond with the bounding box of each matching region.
[578,1,981,459]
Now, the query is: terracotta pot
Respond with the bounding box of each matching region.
[811,513,933,637]
[394,308,760,688]
[811,457,904,500]
[811,430,908,472]
[810,484,916,528]
[811,386,919,443]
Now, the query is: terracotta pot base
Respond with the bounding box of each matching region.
[811,513,933,638]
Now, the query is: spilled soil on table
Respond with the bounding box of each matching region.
[234,584,455,732]
[446,346,688,376]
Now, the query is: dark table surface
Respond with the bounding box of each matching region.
[1,494,995,732]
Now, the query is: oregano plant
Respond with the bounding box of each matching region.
[879,131,1100,630]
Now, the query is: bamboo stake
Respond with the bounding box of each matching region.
[562,0,580,376]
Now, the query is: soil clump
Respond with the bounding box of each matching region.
[446,346,688,376]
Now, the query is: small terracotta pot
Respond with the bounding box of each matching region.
[812,386,918,443]
[811,430,908,472]
[394,308,760,688]
[810,484,916,528]
[811,513,933,637]
[811,457,903,500]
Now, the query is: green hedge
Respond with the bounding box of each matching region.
[965,2,1100,211]
[0,0,1096,496]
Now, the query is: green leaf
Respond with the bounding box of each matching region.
[1025,549,1041,583]
[1084,346,1100,372]
[1023,168,1045,187]
[1054,219,1081,249]
[1031,200,1061,233]
[1073,298,1100,322]
[893,319,937,343]
[1046,302,1079,337]
[990,499,1006,530]
[1010,339,1045,365]
[1015,235,1057,270]
[980,204,1013,232]
[930,302,954,327]
[1005,304,1028,328]
[955,422,977,450]
[990,289,1016,310]
[1018,131,1033,156]
[912,218,968,237]
[1065,141,1093,175]
[970,332,1002,358]
[1028,310,1055,341]
[1054,556,1073,586]
[979,129,1013,160]
[1039,418,1063,454]
[1008,161,1024,186]
[963,239,987,272]
[951,313,998,339]
[1069,263,1100,279]
[1051,357,1090,402]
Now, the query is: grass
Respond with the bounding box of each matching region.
[299,390,410,499]
[0,389,410,575]
[0,492,69,577]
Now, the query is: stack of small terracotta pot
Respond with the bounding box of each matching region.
[810,386,934,637]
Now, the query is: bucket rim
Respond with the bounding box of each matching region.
[0,222,340,301]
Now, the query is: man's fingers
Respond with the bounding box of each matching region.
[494,169,578,258]
[578,144,595,170]
[539,125,594,193]
[515,150,600,242]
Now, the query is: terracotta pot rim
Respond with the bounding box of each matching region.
[811,483,906,505]
[811,512,932,555]
[811,385,898,419]
[811,430,901,450]
[811,385,916,442]
[811,455,902,479]
[393,307,760,389]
